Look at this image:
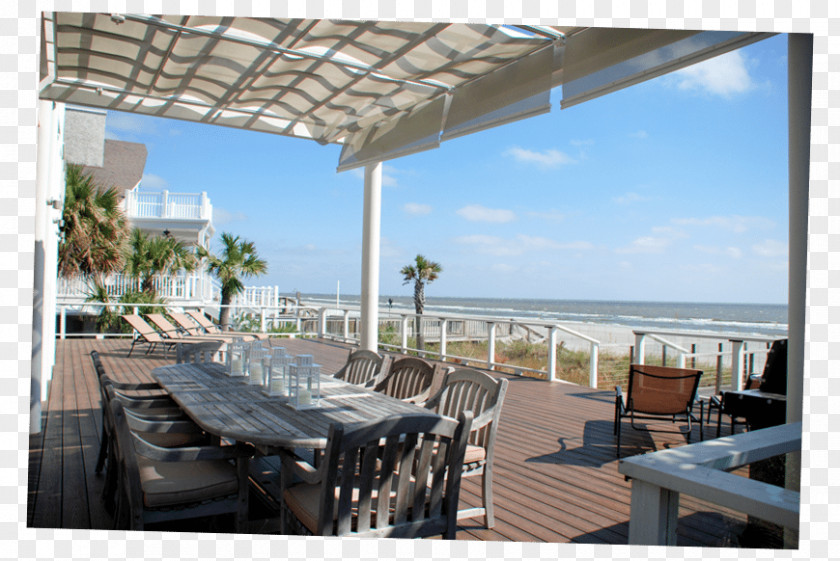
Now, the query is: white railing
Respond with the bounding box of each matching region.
[57,272,222,304]
[619,422,800,545]
[124,190,211,220]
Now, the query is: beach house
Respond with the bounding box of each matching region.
[27,16,809,547]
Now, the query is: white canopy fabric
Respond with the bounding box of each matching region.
[39,14,771,171]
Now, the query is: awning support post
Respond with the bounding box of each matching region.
[360,162,382,352]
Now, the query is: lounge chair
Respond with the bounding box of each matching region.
[120,314,228,358]
[279,411,472,538]
[145,313,238,346]
[614,364,704,457]
[424,368,508,529]
[372,357,437,404]
[185,310,269,340]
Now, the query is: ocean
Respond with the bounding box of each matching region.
[302,294,789,339]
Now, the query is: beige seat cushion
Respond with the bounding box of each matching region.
[137,456,239,508]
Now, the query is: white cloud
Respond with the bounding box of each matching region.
[672,50,754,97]
[612,192,647,205]
[628,130,649,139]
[527,209,566,222]
[694,244,743,259]
[752,239,788,257]
[213,207,247,226]
[403,203,432,216]
[672,215,774,233]
[454,233,592,256]
[570,139,595,147]
[140,173,168,189]
[615,236,673,254]
[456,204,516,223]
[504,146,575,168]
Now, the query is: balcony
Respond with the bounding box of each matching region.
[124,190,212,221]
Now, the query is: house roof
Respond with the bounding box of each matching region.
[40,14,771,172]
[81,139,147,196]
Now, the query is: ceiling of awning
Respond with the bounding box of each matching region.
[39,13,773,171]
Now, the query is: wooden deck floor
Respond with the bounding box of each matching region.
[28,337,751,545]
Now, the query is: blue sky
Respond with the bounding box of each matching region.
[105,33,789,305]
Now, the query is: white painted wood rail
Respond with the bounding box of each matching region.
[618,422,801,545]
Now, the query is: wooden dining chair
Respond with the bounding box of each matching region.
[614,364,704,457]
[373,357,436,404]
[175,340,224,364]
[424,368,508,528]
[280,411,472,538]
[107,393,254,531]
[333,349,390,387]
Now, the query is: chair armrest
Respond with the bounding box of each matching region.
[124,409,201,434]
[114,390,178,410]
[278,448,322,485]
[131,435,254,462]
[110,380,165,392]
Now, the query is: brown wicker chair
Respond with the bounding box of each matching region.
[280,411,472,538]
[614,364,704,457]
[424,368,508,528]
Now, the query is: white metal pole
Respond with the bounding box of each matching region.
[360,162,382,352]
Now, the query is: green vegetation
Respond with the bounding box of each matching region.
[400,254,441,352]
[58,164,129,280]
[197,232,268,332]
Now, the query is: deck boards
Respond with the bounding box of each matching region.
[28,336,749,545]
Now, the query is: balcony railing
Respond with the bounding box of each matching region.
[124,190,211,221]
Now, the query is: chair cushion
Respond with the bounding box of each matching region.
[137,456,239,508]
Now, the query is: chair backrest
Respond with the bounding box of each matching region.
[176,341,223,364]
[626,364,703,416]
[90,350,107,378]
[427,368,508,450]
[313,411,472,538]
[334,350,384,386]
[169,312,203,336]
[374,357,435,403]
[758,339,788,395]
[186,310,221,333]
[145,314,183,338]
[121,314,163,342]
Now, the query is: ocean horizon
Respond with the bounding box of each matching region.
[300,294,789,339]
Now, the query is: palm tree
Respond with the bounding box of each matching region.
[400,254,442,352]
[58,164,128,280]
[125,229,197,296]
[197,232,268,330]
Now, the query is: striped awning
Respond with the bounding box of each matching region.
[39,14,771,171]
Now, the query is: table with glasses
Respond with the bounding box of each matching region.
[150,361,440,451]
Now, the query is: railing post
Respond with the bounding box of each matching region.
[400,315,409,352]
[318,308,327,338]
[730,339,745,390]
[59,306,66,340]
[715,342,724,394]
[487,322,496,370]
[343,310,351,340]
[634,332,646,364]
[260,308,266,333]
[439,318,448,360]
[628,479,680,545]
[589,342,599,388]
[161,190,169,217]
[547,326,558,382]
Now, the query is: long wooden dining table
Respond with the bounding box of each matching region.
[150,361,442,452]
